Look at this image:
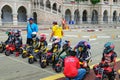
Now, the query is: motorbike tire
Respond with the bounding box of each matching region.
[19,49,23,54]
[40,61,47,68]
[5,50,11,56]
[22,54,27,58]
[28,58,34,64]
[86,66,90,74]
[55,66,62,73]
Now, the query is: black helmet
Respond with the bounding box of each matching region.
[70,51,76,56]
[14,29,21,37]
[104,42,115,53]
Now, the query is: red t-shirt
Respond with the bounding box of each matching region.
[63,56,80,78]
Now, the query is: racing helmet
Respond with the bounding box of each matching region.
[62,40,70,49]
[70,51,76,56]
[14,29,21,37]
[40,33,46,42]
[78,40,89,52]
[104,42,115,53]
[31,32,37,40]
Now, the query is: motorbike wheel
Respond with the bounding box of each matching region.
[28,58,34,64]
[5,50,11,56]
[86,66,90,74]
[55,66,62,73]
[40,61,47,68]
[22,54,27,58]
[19,49,23,54]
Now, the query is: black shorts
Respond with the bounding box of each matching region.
[26,38,32,45]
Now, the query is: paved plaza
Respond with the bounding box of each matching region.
[0,28,120,80]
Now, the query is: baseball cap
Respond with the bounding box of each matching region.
[28,18,34,21]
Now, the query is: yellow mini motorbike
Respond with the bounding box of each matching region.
[21,45,33,58]
[28,49,40,64]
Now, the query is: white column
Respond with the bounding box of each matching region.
[13,2,18,25]
[99,6,103,24]
[0,12,2,26]
[79,5,82,24]
[13,14,18,25]
[87,13,91,24]
[109,5,113,23]
[39,0,40,8]
[27,2,32,19]
[72,5,75,23]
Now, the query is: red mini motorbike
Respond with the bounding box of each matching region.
[93,63,116,80]
[5,43,16,56]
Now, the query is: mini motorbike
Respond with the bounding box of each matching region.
[46,42,60,65]
[93,63,116,80]
[54,40,72,73]
[21,46,33,58]
[5,42,16,56]
[40,53,47,68]
[54,56,64,73]
[28,49,40,64]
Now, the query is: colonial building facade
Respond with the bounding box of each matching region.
[0,0,120,26]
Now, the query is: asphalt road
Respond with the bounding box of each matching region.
[0,28,120,80]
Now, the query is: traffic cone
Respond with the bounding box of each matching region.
[111,34,115,39]
[78,34,81,38]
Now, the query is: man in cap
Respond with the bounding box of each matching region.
[26,18,38,45]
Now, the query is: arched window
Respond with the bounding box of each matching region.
[58,5,61,13]
[65,9,71,23]
[91,10,98,24]
[82,10,88,23]
[1,5,13,22]
[113,11,117,22]
[52,3,57,11]
[17,6,27,22]
[33,12,37,24]
[46,0,51,9]
[74,9,80,24]
[103,10,108,22]
[40,0,44,7]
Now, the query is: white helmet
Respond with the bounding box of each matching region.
[31,32,37,38]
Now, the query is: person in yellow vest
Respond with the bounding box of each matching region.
[49,21,64,45]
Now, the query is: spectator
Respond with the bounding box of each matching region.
[64,51,86,80]
[49,21,64,44]
[26,18,38,45]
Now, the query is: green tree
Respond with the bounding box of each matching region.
[90,0,100,5]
